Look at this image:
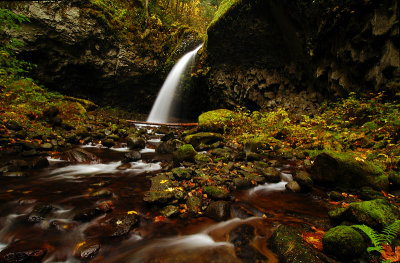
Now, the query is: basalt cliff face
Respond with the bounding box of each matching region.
[198,0,399,117]
[1,0,200,113]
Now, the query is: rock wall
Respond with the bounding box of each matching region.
[1,1,200,113]
[199,0,399,116]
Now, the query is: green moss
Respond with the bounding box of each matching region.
[204,185,229,199]
[184,132,224,147]
[195,153,211,162]
[173,144,197,162]
[322,225,367,259]
[207,0,241,31]
[171,168,192,180]
[329,199,400,230]
[198,109,236,132]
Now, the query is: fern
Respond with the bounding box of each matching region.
[382,220,400,244]
[352,224,384,253]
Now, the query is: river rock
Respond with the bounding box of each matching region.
[322,225,367,260]
[269,225,323,263]
[144,174,174,203]
[88,212,139,238]
[211,148,235,161]
[184,132,224,148]
[0,241,48,263]
[173,144,197,163]
[26,204,53,223]
[171,168,192,180]
[285,181,301,192]
[186,196,202,213]
[61,148,100,163]
[328,199,400,230]
[123,151,141,163]
[294,170,313,191]
[156,140,176,154]
[5,120,22,131]
[127,135,146,150]
[310,151,389,190]
[73,207,103,222]
[260,167,281,183]
[102,138,115,148]
[160,205,180,218]
[204,186,229,200]
[73,239,101,261]
[205,201,231,221]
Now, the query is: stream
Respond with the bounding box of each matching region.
[0,125,329,262]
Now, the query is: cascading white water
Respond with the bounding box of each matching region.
[147,44,202,123]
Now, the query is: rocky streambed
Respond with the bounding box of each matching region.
[0,117,399,263]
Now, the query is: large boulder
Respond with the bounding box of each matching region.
[173,144,197,163]
[328,199,400,230]
[198,109,236,132]
[322,225,367,260]
[310,151,389,190]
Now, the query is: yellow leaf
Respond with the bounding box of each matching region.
[160,180,168,184]
[127,210,138,215]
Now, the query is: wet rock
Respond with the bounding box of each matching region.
[328,199,400,230]
[73,239,101,261]
[21,149,38,157]
[269,225,323,263]
[212,148,234,161]
[127,135,146,150]
[294,171,313,191]
[50,220,78,232]
[73,208,103,222]
[123,151,141,163]
[160,205,180,218]
[322,225,367,259]
[310,151,389,190]
[198,109,236,132]
[173,144,197,163]
[40,142,53,150]
[171,168,192,180]
[144,174,174,203]
[229,224,255,247]
[0,241,48,263]
[156,141,174,154]
[102,138,115,148]
[186,196,202,213]
[233,178,252,189]
[245,152,263,161]
[161,131,175,142]
[6,120,22,131]
[285,181,301,192]
[28,157,50,169]
[26,204,53,223]
[61,148,100,163]
[234,245,268,263]
[205,201,231,221]
[184,132,224,148]
[42,106,60,119]
[204,186,229,200]
[90,212,139,237]
[260,167,281,183]
[195,153,211,163]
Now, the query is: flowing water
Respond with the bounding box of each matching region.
[0,127,330,262]
[147,45,202,123]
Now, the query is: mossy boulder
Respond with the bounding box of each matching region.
[328,199,400,230]
[198,109,236,132]
[173,144,197,163]
[127,135,146,150]
[184,132,224,148]
[310,151,389,190]
[322,225,367,259]
[195,153,211,163]
[269,225,323,263]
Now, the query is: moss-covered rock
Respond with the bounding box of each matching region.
[269,225,323,263]
[127,135,146,150]
[204,186,229,200]
[195,153,211,163]
[310,151,389,190]
[171,168,192,180]
[322,225,367,259]
[160,205,179,218]
[198,109,236,132]
[328,199,400,230]
[184,132,224,148]
[143,174,174,203]
[186,196,202,213]
[173,144,197,163]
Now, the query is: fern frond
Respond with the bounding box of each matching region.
[366,246,383,253]
[382,220,400,244]
[352,224,385,248]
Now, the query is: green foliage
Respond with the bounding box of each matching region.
[352,220,400,256]
[0,8,34,77]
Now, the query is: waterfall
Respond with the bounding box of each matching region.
[147,44,202,123]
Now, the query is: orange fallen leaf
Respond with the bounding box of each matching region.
[381,244,400,262]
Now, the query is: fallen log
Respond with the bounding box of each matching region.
[126,120,198,127]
